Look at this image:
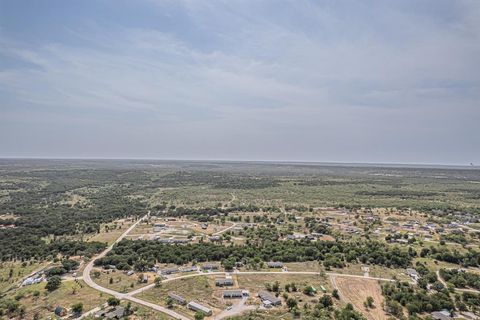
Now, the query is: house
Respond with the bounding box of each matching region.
[168,292,186,305]
[22,276,43,286]
[223,290,243,298]
[267,261,283,268]
[141,274,148,283]
[54,306,67,317]
[187,301,212,316]
[202,264,219,271]
[406,268,420,282]
[201,223,208,229]
[153,223,166,232]
[215,277,234,286]
[104,306,125,319]
[431,310,452,320]
[180,266,198,273]
[161,267,179,275]
[258,291,281,306]
[209,235,221,242]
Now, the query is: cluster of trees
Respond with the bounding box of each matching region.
[0,168,145,261]
[440,269,480,290]
[151,170,279,189]
[420,246,480,267]
[382,281,454,316]
[94,238,413,270]
[0,235,106,261]
[44,259,80,277]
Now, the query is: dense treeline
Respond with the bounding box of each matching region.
[94,239,413,270]
[0,231,106,261]
[420,247,480,267]
[382,281,454,316]
[440,269,480,290]
[0,169,146,261]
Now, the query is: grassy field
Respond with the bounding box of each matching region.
[87,218,135,245]
[7,279,110,319]
[134,275,221,318]
[332,276,387,320]
[91,268,154,293]
[0,261,50,293]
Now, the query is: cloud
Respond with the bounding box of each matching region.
[0,0,479,163]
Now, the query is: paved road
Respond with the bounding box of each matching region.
[82,214,190,320]
[82,213,395,320]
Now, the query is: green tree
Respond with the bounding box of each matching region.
[287,297,298,310]
[194,311,205,320]
[107,297,120,306]
[45,276,62,292]
[71,302,83,315]
[364,296,374,309]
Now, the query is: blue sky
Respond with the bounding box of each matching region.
[1,0,479,164]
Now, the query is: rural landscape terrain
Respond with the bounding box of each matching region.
[0,159,479,320]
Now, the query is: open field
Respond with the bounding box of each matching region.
[332,276,388,320]
[91,268,155,293]
[0,261,50,293]
[6,279,110,319]
[134,275,221,318]
[87,218,135,245]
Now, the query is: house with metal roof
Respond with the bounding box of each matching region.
[187,301,212,316]
[258,290,281,306]
[168,292,186,305]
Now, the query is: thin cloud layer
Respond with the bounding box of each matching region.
[0,0,479,164]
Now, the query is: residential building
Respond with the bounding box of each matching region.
[258,290,281,306]
[223,290,243,298]
[168,292,186,305]
[187,301,212,316]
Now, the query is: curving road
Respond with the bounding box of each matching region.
[82,213,396,320]
[82,214,190,320]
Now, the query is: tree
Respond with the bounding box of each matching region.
[125,302,132,315]
[166,297,174,309]
[194,311,205,320]
[287,297,298,310]
[45,276,62,292]
[364,296,374,309]
[272,281,280,293]
[71,302,83,315]
[109,277,113,284]
[303,285,316,296]
[332,289,340,300]
[107,297,120,306]
[154,276,162,287]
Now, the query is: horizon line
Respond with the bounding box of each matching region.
[0,156,477,169]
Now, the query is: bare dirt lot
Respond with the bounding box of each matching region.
[332,276,388,320]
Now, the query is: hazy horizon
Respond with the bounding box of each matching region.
[1,1,479,165]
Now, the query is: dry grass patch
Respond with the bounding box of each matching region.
[9,280,110,319]
[0,261,50,293]
[332,276,388,320]
[87,218,134,245]
[91,268,155,293]
[134,275,224,318]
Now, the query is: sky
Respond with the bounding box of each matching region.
[0,0,479,165]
